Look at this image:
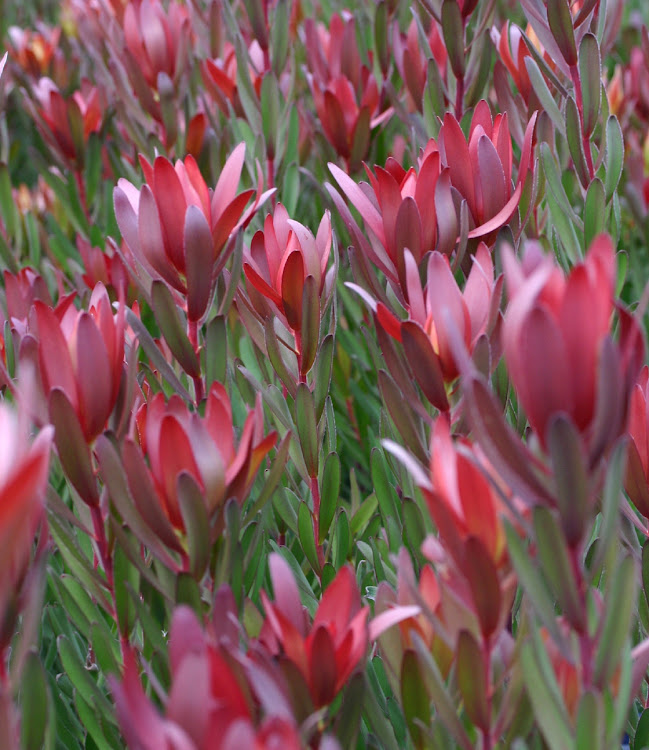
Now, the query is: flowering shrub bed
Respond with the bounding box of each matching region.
[3,0,649,748]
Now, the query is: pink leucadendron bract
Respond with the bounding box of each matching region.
[114,144,274,324]
[503,234,645,463]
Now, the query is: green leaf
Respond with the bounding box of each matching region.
[21,652,51,750]
[319,452,340,543]
[271,0,289,77]
[534,507,585,632]
[300,275,320,377]
[400,650,430,747]
[295,382,319,478]
[332,508,351,569]
[584,178,606,249]
[204,315,227,388]
[525,58,565,135]
[578,34,601,138]
[261,72,280,161]
[604,116,624,202]
[593,554,636,686]
[411,633,473,750]
[298,501,320,574]
[350,493,378,537]
[504,520,563,644]
[634,708,649,750]
[177,472,211,580]
[151,280,201,379]
[265,317,298,398]
[441,0,465,79]
[547,0,577,66]
[175,572,202,612]
[457,630,489,731]
[125,308,193,400]
[565,95,590,189]
[547,415,589,547]
[57,636,113,719]
[370,448,401,531]
[521,639,573,750]
[575,690,603,750]
[113,545,139,637]
[313,334,334,422]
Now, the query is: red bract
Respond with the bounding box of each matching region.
[304,13,391,170]
[8,24,67,84]
[503,235,645,462]
[0,404,52,609]
[361,243,498,410]
[259,554,368,707]
[438,100,537,242]
[202,41,264,119]
[392,18,447,112]
[113,607,253,750]
[31,282,125,443]
[123,0,190,90]
[4,268,53,325]
[427,415,508,570]
[330,143,452,290]
[114,145,273,323]
[625,366,649,521]
[243,204,333,376]
[133,382,277,530]
[491,22,534,104]
[34,77,102,167]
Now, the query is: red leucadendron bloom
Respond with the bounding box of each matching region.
[259,554,368,707]
[132,382,277,531]
[502,234,645,462]
[31,282,125,444]
[122,0,191,91]
[242,203,334,377]
[114,144,274,324]
[351,243,499,411]
[33,77,103,167]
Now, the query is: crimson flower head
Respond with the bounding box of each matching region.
[133,382,277,531]
[113,606,252,749]
[31,282,125,443]
[503,235,645,461]
[259,554,368,707]
[202,41,264,120]
[243,203,333,376]
[491,22,535,104]
[4,268,53,326]
[427,415,508,570]
[34,77,102,167]
[392,18,447,112]
[8,24,67,85]
[114,144,273,323]
[330,142,450,291]
[438,100,536,242]
[304,13,391,170]
[123,0,190,90]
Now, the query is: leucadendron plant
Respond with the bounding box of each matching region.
[4,0,649,748]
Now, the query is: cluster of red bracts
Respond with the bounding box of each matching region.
[111,556,413,749]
